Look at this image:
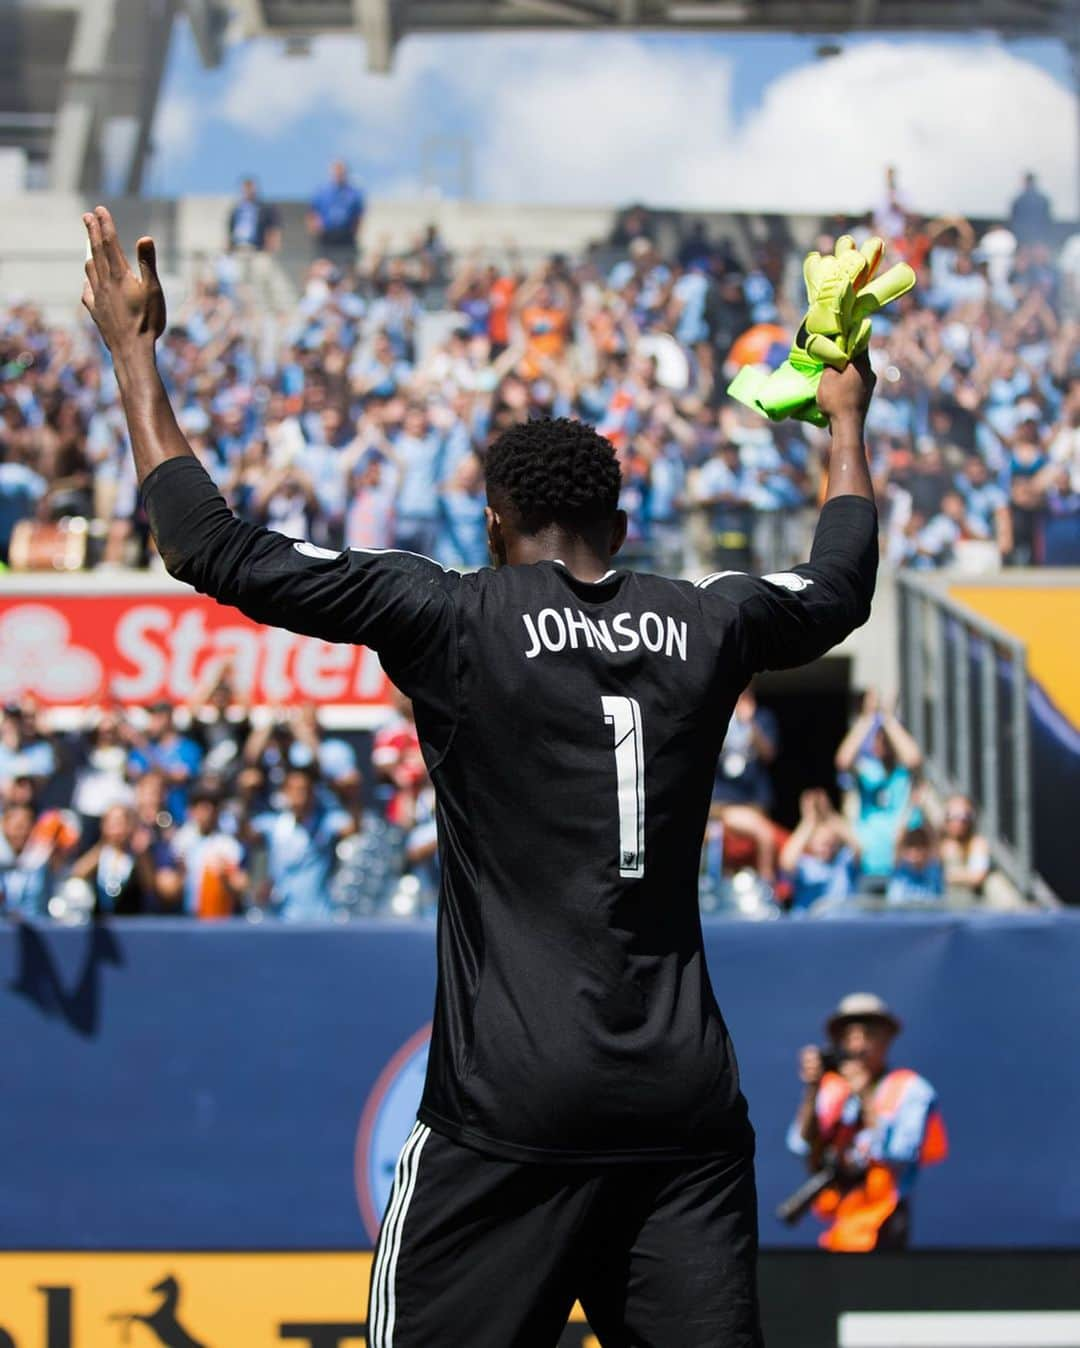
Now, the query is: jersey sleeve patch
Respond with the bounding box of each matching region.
[761,572,814,592]
[695,570,746,590]
[293,541,342,561]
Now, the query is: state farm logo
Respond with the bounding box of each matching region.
[0,596,391,708]
[110,605,387,704]
[0,606,104,702]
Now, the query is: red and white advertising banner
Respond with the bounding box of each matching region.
[0,582,392,713]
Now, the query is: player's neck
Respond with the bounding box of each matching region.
[508,530,614,583]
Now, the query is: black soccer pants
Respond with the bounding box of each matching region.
[366,1122,765,1347]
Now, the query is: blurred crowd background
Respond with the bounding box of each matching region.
[0,674,1022,923]
[2,163,1078,577]
[0,162,1073,921]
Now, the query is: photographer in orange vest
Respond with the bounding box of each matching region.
[785,993,947,1251]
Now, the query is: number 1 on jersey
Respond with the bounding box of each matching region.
[601,695,645,879]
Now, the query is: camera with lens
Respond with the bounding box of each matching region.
[819,1045,853,1074]
[776,1046,860,1226]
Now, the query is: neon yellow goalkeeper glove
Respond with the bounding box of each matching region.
[728,236,915,427]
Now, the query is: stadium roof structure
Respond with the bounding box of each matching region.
[1,0,1076,194]
[237,0,1078,72]
[1,0,228,194]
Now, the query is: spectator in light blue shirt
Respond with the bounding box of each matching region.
[645,433,687,574]
[743,260,778,324]
[887,827,945,905]
[0,705,55,795]
[437,452,488,569]
[307,160,365,267]
[392,403,447,559]
[671,264,711,347]
[351,330,413,401]
[779,790,861,913]
[227,178,281,254]
[865,369,916,441]
[694,441,747,511]
[956,456,1008,543]
[368,271,422,362]
[0,451,46,563]
[127,703,203,822]
[0,803,52,916]
[285,706,362,812]
[835,691,923,889]
[1009,172,1053,247]
[249,766,356,920]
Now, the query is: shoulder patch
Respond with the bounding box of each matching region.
[293,541,342,561]
[696,570,746,590]
[762,572,813,592]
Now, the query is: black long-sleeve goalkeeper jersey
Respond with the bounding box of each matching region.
[143,456,877,1164]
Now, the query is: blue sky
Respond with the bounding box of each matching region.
[148,19,1077,216]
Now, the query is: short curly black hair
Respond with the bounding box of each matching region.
[484,417,622,534]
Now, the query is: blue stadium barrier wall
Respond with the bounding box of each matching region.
[3,914,1079,1251]
[1031,680,1080,902]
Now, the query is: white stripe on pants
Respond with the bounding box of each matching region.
[369,1122,431,1347]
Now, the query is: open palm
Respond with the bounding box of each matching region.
[81,205,166,356]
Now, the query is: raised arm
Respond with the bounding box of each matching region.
[818,355,877,506]
[835,688,880,772]
[80,206,458,692]
[700,358,880,676]
[779,792,819,873]
[879,708,923,771]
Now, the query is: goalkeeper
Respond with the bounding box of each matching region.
[83,202,883,1348]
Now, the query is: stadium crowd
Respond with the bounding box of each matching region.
[700,684,1020,916]
[0,168,1078,575]
[0,678,439,921]
[0,168,1065,918]
[0,676,1021,922]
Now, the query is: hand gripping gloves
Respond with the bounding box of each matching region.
[727,236,916,427]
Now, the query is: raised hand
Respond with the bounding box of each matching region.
[817,353,877,426]
[799,1045,825,1086]
[81,205,166,359]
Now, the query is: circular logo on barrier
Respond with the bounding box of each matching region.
[354,1024,431,1242]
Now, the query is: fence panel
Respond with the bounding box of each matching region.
[896,574,1036,901]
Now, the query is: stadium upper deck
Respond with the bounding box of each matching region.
[2,0,1078,194]
[240,0,1078,72]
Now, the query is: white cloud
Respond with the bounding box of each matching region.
[468,36,1076,216]
[152,93,200,163]
[218,35,418,137]
[159,32,1077,217]
[718,41,1076,217]
[464,36,739,207]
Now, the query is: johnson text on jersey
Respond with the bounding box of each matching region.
[522,608,688,661]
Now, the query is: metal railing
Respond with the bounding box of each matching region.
[896,571,1052,905]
